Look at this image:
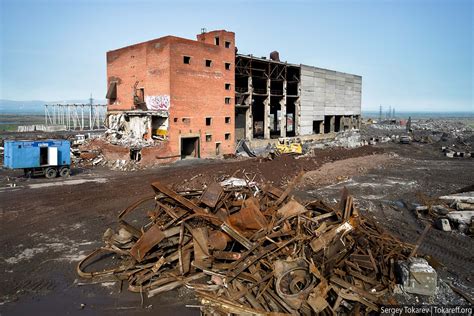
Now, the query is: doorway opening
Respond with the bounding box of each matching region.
[335,115,343,132]
[40,147,48,165]
[181,137,200,159]
[313,120,323,134]
[215,142,221,156]
[324,116,332,133]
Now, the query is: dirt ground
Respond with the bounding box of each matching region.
[0,137,473,314]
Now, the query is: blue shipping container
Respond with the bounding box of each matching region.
[3,140,71,169]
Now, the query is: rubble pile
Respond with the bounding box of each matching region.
[71,149,142,171]
[411,119,473,136]
[104,128,155,148]
[77,174,417,314]
[416,192,474,236]
[308,130,363,149]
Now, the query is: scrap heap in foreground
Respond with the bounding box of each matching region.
[77,174,414,314]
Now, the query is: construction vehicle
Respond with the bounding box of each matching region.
[275,138,303,154]
[3,140,71,178]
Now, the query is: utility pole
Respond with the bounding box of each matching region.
[89,93,93,130]
[379,105,382,122]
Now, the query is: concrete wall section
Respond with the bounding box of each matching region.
[299,64,361,135]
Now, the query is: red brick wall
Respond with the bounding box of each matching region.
[168,32,235,158]
[106,37,171,111]
[106,31,236,160]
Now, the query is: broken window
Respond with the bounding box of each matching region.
[206,134,212,142]
[106,81,117,103]
[152,116,168,138]
[225,97,231,104]
[225,83,231,90]
[182,118,190,124]
[205,59,212,67]
[183,56,191,64]
[225,41,231,48]
[214,36,220,46]
[225,117,230,124]
[225,133,231,140]
[225,62,231,70]
[206,117,212,126]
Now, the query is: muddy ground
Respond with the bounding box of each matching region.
[0,138,473,314]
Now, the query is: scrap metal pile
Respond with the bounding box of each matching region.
[77,174,414,314]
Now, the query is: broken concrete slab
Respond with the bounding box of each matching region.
[398,257,437,296]
[435,218,451,232]
[447,211,474,225]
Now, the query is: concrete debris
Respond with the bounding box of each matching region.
[235,139,256,157]
[416,191,474,236]
[447,211,474,226]
[77,172,421,314]
[435,218,451,232]
[308,130,363,149]
[104,128,155,148]
[442,146,472,159]
[397,257,437,296]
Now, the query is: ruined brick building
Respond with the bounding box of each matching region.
[105,30,361,161]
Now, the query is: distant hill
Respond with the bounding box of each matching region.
[0,99,107,114]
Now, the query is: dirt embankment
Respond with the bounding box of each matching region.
[300,153,397,188]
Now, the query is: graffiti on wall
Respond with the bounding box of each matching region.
[145,95,170,111]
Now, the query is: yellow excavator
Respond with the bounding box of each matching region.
[275,138,303,154]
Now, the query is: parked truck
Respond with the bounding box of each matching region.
[3,140,71,178]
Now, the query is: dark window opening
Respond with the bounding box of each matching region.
[225,83,231,90]
[225,133,231,140]
[106,81,117,103]
[206,134,212,142]
[225,117,231,124]
[130,149,142,161]
[313,120,323,134]
[225,62,231,70]
[214,36,220,46]
[225,97,231,104]
[225,41,231,48]
[183,56,191,64]
[205,59,212,67]
[40,147,48,165]
[215,143,221,155]
[173,118,178,123]
[182,118,190,124]
[181,137,200,159]
[206,117,212,126]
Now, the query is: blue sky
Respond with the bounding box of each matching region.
[0,0,472,111]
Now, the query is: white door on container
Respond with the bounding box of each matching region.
[48,147,58,166]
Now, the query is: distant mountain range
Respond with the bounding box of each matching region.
[0,99,107,114]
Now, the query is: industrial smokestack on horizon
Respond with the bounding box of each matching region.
[270,51,280,62]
